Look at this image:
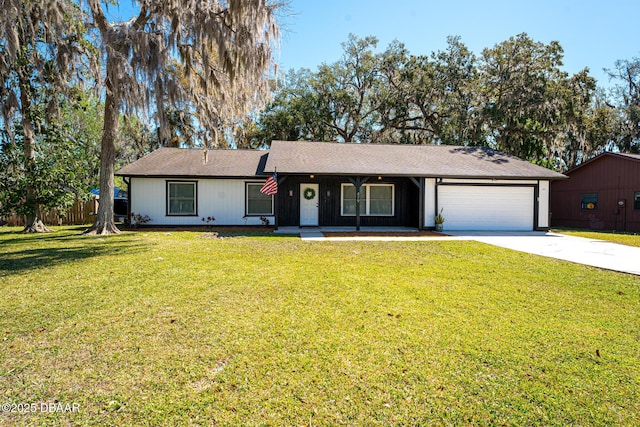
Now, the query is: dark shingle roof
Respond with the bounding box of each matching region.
[116,147,268,177]
[117,141,567,180]
[264,140,566,179]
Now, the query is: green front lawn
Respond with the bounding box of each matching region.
[553,228,640,247]
[1,227,638,426]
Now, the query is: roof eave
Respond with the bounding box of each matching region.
[263,171,566,180]
[115,173,268,179]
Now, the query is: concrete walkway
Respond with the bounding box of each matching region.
[445,231,640,276]
[276,227,640,276]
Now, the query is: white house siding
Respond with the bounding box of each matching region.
[427,179,551,231]
[537,180,550,228]
[129,177,274,226]
[424,178,437,228]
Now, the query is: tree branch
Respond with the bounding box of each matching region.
[87,0,109,34]
[131,4,149,31]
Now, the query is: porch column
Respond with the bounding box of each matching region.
[409,177,424,230]
[123,177,131,226]
[348,176,369,231]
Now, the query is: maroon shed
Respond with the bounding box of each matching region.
[550,152,640,232]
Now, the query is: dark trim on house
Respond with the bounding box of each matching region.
[117,173,563,181]
[437,182,538,187]
[534,181,540,230]
[117,174,267,179]
[347,177,369,230]
[244,181,275,217]
[342,181,395,216]
[409,177,424,231]
[165,180,198,217]
[434,178,441,224]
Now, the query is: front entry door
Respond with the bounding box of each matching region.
[300,183,319,226]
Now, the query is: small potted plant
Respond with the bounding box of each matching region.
[434,208,445,232]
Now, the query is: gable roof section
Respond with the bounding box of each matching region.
[117,141,567,180]
[116,147,268,177]
[264,140,566,179]
[565,151,640,175]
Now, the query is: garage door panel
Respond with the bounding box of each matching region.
[438,186,534,231]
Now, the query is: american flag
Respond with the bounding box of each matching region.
[260,172,278,196]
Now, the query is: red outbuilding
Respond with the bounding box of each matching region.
[550,152,640,232]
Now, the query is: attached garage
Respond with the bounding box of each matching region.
[438,185,535,231]
[118,141,564,230]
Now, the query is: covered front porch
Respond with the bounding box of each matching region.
[274,175,424,229]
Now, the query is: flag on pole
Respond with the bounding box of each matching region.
[260,172,278,196]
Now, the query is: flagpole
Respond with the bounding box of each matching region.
[274,167,278,231]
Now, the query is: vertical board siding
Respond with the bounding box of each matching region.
[550,155,640,232]
[276,175,419,227]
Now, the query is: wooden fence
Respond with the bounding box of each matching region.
[1,199,96,226]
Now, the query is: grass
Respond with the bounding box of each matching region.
[552,228,640,247]
[0,226,639,426]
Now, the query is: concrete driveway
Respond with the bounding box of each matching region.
[446,231,640,276]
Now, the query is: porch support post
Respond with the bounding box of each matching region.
[123,176,131,226]
[409,177,424,231]
[348,176,369,231]
[274,175,287,230]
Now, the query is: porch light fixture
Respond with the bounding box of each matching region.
[289,190,293,197]
[326,190,331,197]
[310,174,315,179]
[377,176,382,180]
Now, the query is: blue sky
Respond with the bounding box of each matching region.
[104,1,640,88]
[277,0,640,87]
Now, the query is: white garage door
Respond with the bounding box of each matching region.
[438,186,534,231]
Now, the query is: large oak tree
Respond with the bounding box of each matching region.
[85,0,282,234]
[0,0,91,232]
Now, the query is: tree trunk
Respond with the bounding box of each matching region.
[85,57,121,235]
[20,79,51,233]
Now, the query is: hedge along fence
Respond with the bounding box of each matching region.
[1,199,97,226]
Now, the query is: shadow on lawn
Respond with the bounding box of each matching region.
[0,226,99,246]
[0,230,144,276]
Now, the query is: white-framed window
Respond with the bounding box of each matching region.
[341,183,394,216]
[167,181,197,216]
[246,182,274,216]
